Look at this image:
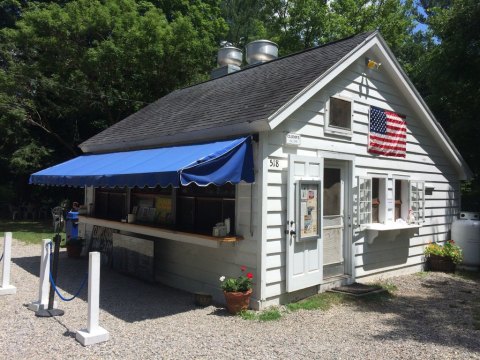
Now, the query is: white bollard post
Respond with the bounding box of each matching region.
[28,239,56,311]
[76,251,109,346]
[0,232,17,295]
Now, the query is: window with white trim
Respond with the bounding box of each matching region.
[358,176,386,225]
[392,179,425,224]
[358,177,372,225]
[409,181,425,223]
[325,96,353,136]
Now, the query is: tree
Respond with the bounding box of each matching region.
[412,0,480,207]
[0,0,226,201]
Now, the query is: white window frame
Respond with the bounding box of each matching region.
[357,176,372,225]
[357,175,387,226]
[409,180,425,223]
[324,95,353,137]
[357,174,388,226]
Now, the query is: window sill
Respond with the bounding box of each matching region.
[324,127,352,138]
[79,216,243,248]
[360,222,422,244]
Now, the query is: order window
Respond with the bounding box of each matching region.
[358,177,425,226]
[94,183,237,236]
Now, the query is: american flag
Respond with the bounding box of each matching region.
[368,106,407,157]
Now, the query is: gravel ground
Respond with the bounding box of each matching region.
[1,239,480,360]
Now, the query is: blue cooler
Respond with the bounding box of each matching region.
[66,211,79,241]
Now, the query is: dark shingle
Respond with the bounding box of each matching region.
[81,32,374,152]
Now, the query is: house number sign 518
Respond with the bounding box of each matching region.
[269,158,280,169]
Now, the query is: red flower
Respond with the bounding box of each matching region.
[240,265,246,272]
[246,272,253,279]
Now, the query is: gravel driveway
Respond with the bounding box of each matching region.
[1,239,480,359]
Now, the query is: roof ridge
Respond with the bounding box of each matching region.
[180,31,376,89]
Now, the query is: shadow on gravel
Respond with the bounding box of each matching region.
[350,273,480,352]
[13,252,200,322]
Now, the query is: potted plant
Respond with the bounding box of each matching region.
[66,237,85,258]
[219,266,253,314]
[424,240,463,272]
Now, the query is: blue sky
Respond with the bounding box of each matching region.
[414,2,428,33]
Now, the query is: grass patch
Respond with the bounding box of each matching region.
[240,307,282,321]
[415,271,430,278]
[0,219,56,244]
[241,285,396,321]
[258,308,282,321]
[286,292,347,312]
[239,310,257,320]
[375,281,398,293]
[453,270,480,281]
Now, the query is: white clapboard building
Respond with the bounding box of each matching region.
[31,31,471,308]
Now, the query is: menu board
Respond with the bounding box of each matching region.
[155,196,173,225]
[297,181,321,241]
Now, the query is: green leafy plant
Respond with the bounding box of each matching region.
[424,240,463,264]
[219,266,253,292]
[286,292,346,312]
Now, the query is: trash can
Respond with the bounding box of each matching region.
[65,211,79,241]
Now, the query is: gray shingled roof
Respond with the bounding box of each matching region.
[81,32,374,153]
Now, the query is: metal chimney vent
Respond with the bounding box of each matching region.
[246,40,278,65]
[217,44,243,67]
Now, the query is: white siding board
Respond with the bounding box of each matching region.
[266,268,285,283]
[267,212,284,227]
[266,253,284,269]
[267,184,286,198]
[267,198,285,212]
[266,227,284,241]
[265,282,284,298]
[266,238,285,253]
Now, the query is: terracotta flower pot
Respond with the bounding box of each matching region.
[223,288,252,314]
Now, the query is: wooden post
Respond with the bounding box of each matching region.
[0,232,16,295]
[76,252,109,346]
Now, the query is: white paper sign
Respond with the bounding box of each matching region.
[286,133,301,146]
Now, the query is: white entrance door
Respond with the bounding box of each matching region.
[323,161,349,278]
[286,155,323,292]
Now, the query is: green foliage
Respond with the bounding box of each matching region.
[0,0,227,194]
[239,307,283,321]
[219,266,253,292]
[0,219,55,244]
[415,271,430,278]
[239,310,257,320]
[424,240,464,264]
[286,292,346,312]
[234,0,416,57]
[413,0,480,199]
[375,281,398,293]
[258,307,282,321]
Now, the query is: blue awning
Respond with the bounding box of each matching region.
[30,137,254,188]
